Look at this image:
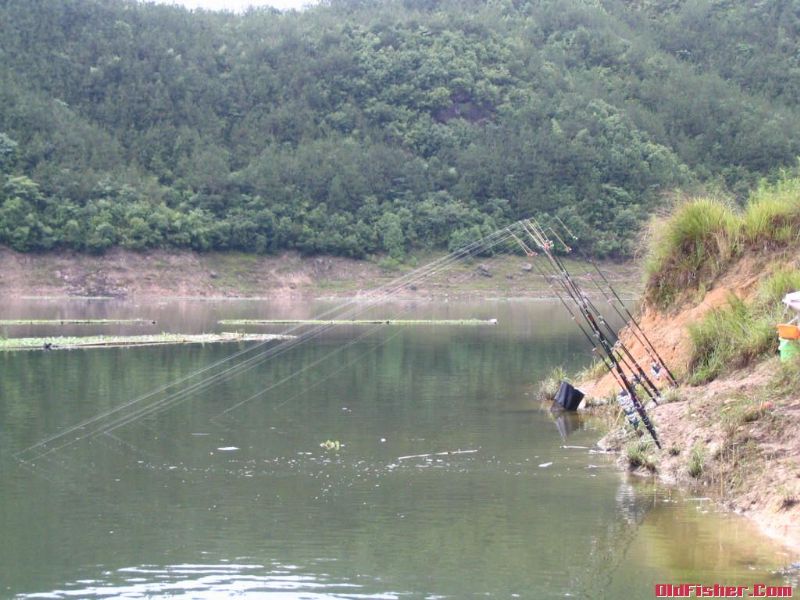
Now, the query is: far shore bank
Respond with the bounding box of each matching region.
[0,246,640,300]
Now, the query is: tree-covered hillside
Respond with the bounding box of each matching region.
[1,0,798,257]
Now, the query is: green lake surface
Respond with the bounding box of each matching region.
[0,298,796,599]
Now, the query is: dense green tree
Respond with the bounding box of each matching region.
[0,0,798,258]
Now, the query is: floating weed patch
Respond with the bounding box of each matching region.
[0,332,292,351]
[0,318,155,326]
[218,319,498,326]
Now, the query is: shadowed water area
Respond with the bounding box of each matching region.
[0,299,796,598]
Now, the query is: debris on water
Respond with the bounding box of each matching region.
[538,462,553,468]
[217,447,239,452]
[397,448,478,461]
[561,445,589,450]
[320,440,341,451]
[380,437,387,443]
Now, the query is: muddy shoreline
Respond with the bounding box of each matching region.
[0,246,639,300]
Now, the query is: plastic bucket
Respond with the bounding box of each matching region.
[779,338,800,362]
[554,381,584,411]
[777,324,800,340]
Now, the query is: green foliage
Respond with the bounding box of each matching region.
[741,176,800,247]
[0,0,799,257]
[537,365,567,403]
[758,267,800,307]
[645,198,739,308]
[626,438,657,472]
[687,295,779,384]
[646,174,800,308]
[688,442,705,479]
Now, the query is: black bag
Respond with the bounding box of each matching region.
[554,381,584,411]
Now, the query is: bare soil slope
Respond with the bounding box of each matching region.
[585,252,800,551]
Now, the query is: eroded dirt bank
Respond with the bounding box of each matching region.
[581,252,800,552]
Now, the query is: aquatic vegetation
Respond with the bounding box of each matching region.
[0,318,155,325]
[0,332,292,351]
[219,319,498,326]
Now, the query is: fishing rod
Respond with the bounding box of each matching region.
[588,263,678,386]
[518,220,661,446]
[586,271,677,387]
[524,221,665,445]
[549,215,678,387]
[537,219,667,400]
[506,230,624,391]
[522,219,662,404]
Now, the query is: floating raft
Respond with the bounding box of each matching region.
[0,332,293,351]
[0,318,156,326]
[218,318,498,326]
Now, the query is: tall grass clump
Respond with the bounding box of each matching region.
[687,295,779,384]
[645,198,739,309]
[742,176,800,247]
[757,266,800,306]
[537,365,567,402]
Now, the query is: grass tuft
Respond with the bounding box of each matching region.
[626,438,658,472]
[574,358,608,382]
[688,442,705,478]
[742,176,800,247]
[645,174,800,309]
[687,295,779,384]
[645,198,739,309]
[537,365,567,402]
[757,266,800,306]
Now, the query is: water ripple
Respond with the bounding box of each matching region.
[19,562,407,600]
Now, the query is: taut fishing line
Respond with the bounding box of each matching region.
[101,228,517,437]
[15,225,519,463]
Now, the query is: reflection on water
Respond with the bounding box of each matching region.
[21,562,381,599]
[0,299,796,599]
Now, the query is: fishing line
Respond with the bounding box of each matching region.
[16,226,519,462]
[213,245,502,422]
[104,229,518,434]
[101,229,517,431]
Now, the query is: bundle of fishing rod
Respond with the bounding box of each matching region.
[506,218,676,449]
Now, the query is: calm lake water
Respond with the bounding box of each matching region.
[0,298,796,599]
